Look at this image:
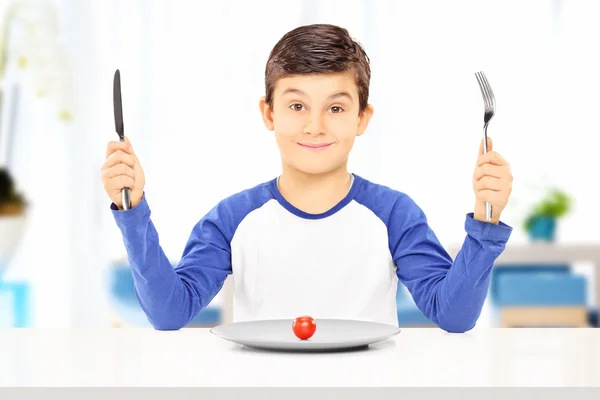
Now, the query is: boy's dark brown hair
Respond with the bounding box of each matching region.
[264,24,371,115]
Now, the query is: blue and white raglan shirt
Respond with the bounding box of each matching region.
[111,173,512,332]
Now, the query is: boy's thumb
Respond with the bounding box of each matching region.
[123,136,133,151]
[479,136,493,155]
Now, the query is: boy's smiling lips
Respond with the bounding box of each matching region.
[298,142,333,151]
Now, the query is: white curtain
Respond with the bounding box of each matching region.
[4,0,598,327]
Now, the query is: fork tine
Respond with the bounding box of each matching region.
[475,71,491,109]
[480,72,495,108]
[474,72,494,223]
[474,72,487,104]
[477,71,492,109]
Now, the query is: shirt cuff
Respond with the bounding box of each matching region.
[110,192,150,224]
[464,212,512,242]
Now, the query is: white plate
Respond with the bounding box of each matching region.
[210,319,400,352]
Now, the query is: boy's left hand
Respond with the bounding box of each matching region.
[472,137,512,224]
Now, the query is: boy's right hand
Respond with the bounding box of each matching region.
[101,136,145,210]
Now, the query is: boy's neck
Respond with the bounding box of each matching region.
[277,164,353,215]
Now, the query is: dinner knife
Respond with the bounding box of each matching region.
[113,69,131,210]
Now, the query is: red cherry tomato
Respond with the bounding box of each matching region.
[292,316,316,340]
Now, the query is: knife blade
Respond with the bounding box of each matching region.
[113,69,131,210]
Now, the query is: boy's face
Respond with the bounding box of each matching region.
[259,70,374,176]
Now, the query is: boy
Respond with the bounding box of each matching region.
[101,24,513,333]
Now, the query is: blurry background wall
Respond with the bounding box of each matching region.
[0,0,598,329]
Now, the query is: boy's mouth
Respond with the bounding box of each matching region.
[298,142,332,151]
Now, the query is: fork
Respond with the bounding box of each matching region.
[474,71,495,222]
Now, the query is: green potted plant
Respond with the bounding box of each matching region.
[523,188,572,242]
[0,0,71,277]
[0,168,26,215]
[0,167,28,275]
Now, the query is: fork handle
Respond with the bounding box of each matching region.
[119,135,131,210]
[483,125,492,222]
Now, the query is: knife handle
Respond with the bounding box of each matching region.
[119,135,132,210]
[121,187,131,210]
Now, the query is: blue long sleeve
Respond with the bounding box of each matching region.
[388,196,512,332]
[111,186,273,330]
[111,193,232,330]
[354,184,512,333]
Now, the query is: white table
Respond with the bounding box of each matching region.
[0,328,599,387]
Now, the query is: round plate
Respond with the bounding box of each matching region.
[210,319,400,352]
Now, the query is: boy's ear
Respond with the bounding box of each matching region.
[356,104,374,137]
[259,96,275,131]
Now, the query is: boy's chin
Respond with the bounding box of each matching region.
[289,162,346,176]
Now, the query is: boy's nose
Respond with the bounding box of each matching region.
[303,112,326,136]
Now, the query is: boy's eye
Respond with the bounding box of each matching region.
[330,106,344,113]
[290,104,305,112]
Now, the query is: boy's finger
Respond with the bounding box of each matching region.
[104,150,136,169]
[477,150,507,167]
[473,163,504,181]
[106,138,133,158]
[105,163,135,179]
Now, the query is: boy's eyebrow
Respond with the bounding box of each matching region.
[281,88,354,102]
[328,91,354,102]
